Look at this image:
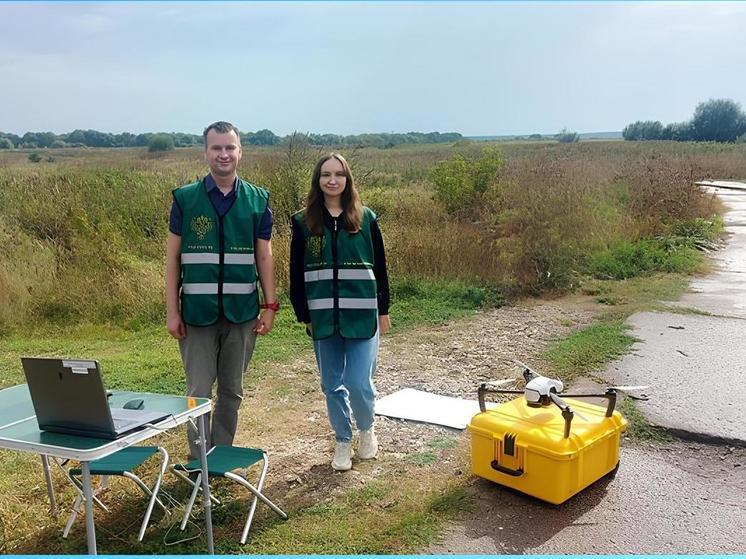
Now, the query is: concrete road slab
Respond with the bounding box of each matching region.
[603,311,745,444]
[677,186,746,318]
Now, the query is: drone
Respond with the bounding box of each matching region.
[478,360,649,438]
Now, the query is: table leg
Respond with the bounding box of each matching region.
[40,454,57,516]
[198,414,214,554]
[82,462,97,555]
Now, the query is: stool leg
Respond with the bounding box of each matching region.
[180,472,201,531]
[225,471,288,520]
[124,448,171,541]
[238,455,268,544]
[62,495,83,538]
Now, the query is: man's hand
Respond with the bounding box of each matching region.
[254,310,276,336]
[167,314,186,339]
[379,314,391,335]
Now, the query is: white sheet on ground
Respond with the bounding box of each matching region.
[375,388,496,430]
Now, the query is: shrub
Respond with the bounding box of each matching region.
[28,152,42,163]
[590,238,701,280]
[556,129,579,143]
[360,186,394,219]
[260,134,316,231]
[429,146,504,216]
[667,217,723,243]
[623,121,664,141]
[148,134,175,152]
[0,138,13,150]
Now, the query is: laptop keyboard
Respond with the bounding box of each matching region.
[112,418,137,430]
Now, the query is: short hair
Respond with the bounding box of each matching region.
[203,121,241,145]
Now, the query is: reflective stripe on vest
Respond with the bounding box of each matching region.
[182,282,257,295]
[304,268,375,282]
[307,297,378,310]
[181,253,255,265]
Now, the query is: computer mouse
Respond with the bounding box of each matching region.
[123,398,145,410]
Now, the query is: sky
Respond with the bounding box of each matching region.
[1,1,745,137]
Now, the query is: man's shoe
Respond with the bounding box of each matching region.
[332,441,353,471]
[358,428,378,460]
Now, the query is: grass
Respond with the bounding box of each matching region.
[405,435,459,466]
[0,140,733,331]
[545,322,638,382]
[546,273,694,382]
[0,275,492,553]
[619,397,673,443]
[242,481,472,554]
[0,278,497,391]
[390,278,504,332]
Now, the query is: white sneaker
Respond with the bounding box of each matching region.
[358,428,378,460]
[332,441,353,471]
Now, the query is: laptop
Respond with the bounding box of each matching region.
[21,357,170,440]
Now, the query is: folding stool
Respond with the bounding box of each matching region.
[173,445,288,544]
[63,446,170,541]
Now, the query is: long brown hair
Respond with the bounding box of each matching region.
[303,153,363,235]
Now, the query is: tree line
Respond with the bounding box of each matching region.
[623,98,746,143]
[0,128,462,150]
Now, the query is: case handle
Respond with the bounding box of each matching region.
[490,460,524,477]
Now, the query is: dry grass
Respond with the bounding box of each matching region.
[0,140,741,331]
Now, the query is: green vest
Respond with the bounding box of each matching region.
[174,178,268,326]
[294,207,378,340]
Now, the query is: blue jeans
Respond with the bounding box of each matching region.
[313,332,379,443]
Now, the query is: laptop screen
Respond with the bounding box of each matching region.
[21,357,117,437]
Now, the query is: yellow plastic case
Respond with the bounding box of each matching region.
[468,397,627,504]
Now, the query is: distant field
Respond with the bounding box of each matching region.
[0,139,742,338]
[467,131,623,141]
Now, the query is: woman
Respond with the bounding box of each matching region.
[290,153,391,471]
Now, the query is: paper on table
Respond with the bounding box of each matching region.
[375,388,496,430]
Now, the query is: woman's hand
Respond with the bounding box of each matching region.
[379,314,391,335]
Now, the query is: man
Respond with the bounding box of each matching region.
[166,121,278,459]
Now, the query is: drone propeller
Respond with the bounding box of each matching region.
[512,359,541,381]
[608,385,650,400]
[485,378,518,388]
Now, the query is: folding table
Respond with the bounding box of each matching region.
[0,384,214,555]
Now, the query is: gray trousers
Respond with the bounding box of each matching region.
[179,318,257,459]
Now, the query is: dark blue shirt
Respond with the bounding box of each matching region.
[169,175,273,239]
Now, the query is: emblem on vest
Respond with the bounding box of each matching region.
[306,236,325,260]
[191,215,213,241]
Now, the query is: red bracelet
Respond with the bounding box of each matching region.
[260,301,280,312]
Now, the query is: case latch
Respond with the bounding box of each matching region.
[491,432,524,477]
